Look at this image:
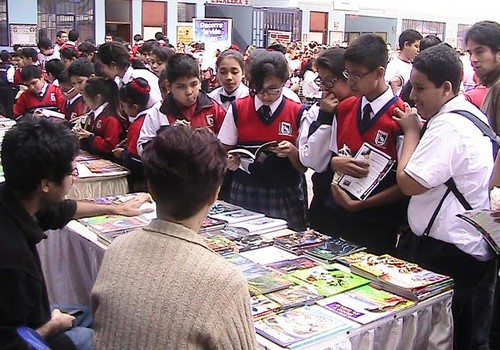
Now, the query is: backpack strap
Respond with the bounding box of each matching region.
[423,178,472,236]
[451,109,500,146]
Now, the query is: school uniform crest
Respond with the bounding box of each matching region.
[278,121,292,136]
[374,130,389,146]
[50,93,56,102]
[205,114,214,127]
[96,120,102,129]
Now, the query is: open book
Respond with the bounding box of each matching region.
[457,209,500,254]
[338,142,395,201]
[38,109,66,120]
[227,141,278,174]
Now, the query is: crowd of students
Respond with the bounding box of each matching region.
[0,21,499,350]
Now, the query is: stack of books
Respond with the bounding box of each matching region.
[274,230,331,254]
[303,237,366,264]
[75,152,129,179]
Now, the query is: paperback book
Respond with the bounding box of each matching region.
[209,208,265,225]
[286,266,370,297]
[228,141,278,174]
[274,230,331,253]
[202,234,237,253]
[208,201,242,216]
[221,252,273,279]
[251,294,282,320]
[318,284,415,324]
[248,272,293,295]
[225,217,288,236]
[254,305,351,349]
[304,237,366,264]
[457,209,500,254]
[79,215,150,244]
[265,257,318,274]
[266,284,323,309]
[199,217,226,233]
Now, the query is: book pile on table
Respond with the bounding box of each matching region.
[75,151,129,179]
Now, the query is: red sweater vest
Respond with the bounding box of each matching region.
[13,84,65,117]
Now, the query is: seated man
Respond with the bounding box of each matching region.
[92,125,258,349]
[0,118,151,350]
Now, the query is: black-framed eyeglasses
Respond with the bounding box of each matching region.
[314,77,338,89]
[250,85,283,96]
[342,68,377,82]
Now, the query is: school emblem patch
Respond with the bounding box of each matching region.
[206,114,214,127]
[96,120,102,129]
[374,130,389,146]
[50,93,56,102]
[279,121,292,136]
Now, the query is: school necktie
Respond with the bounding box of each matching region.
[220,94,236,103]
[362,103,373,130]
[258,105,272,124]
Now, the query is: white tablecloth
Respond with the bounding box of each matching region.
[38,222,453,350]
[66,175,129,200]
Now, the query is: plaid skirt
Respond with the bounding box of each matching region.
[229,179,308,231]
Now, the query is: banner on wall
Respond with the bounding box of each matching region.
[177,25,194,45]
[10,24,37,46]
[268,30,292,45]
[193,18,232,50]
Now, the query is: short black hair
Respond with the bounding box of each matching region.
[152,46,175,63]
[78,42,96,59]
[412,44,462,94]
[142,125,226,220]
[155,32,165,41]
[0,50,11,62]
[61,47,79,60]
[21,65,43,81]
[398,29,423,50]
[139,40,158,54]
[120,77,150,108]
[247,50,289,91]
[133,34,143,42]
[267,42,287,55]
[420,35,442,52]
[57,69,71,85]
[37,37,52,50]
[315,47,347,81]
[20,48,38,62]
[84,77,120,113]
[68,30,79,42]
[345,34,388,70]
[45,59,66,79]
[56,31,67,38]
[1,119,79,197]
[68,57,95,78]
[166,53,199,83]
[465,21,500,53]
[97,42,130,69]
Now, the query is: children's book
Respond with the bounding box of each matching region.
[202,234,237,253]
[274,230,331,253]
[266,284,323,309]
[457,209,500,254]
[79,215,151,244]
[286,266,370,297]
[318,284,415,325]
[233,234,274,252]
[254,305,351,349]
[250,295,282,320]
[225,217,288,236]
[209,208,265,225]
[208,201,242,216]
[221,252,273,280]
[336,251,379,267]
[248,272,293,295]
[199,217,226,233]
[304,237,366,264]
[265,257,318,274]
[338,142,395,201]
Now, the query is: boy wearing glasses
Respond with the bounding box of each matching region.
[59,70,86,121]
[218,50,308,230]
[327,34,406,255]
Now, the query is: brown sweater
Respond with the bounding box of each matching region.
[91,219,258,350]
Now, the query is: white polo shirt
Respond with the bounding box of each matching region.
[405,95,494,260]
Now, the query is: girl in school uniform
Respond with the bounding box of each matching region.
[75,77,125,159]
[209,49,249,111]
[218,50,308,231]
[113,78,150,192]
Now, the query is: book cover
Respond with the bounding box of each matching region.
[221,252,273,280]
[227,141,279,162]
[79,215,150,235]
[199,217,226,233]
[265,257,318,274]
[274,230,331,251]
[208,201,242,216]
[304,237,366,263]
[234,234,274,252]
[457,209,500,254]
[266,284,323,309]
[209,208,265,225]
[248,272,293,295]
[240,246,299,265]
[226,217,288,235]
[286,266,370,297]
[251,294,282,320]
[254,305,351,348]
[336,251,380,267]
[202,234,237,253]
[318,284,415,324]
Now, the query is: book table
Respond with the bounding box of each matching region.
[38,221,453,350]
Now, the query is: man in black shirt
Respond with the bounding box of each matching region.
[0,119,151,350]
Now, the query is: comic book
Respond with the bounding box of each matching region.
[208,201,242,216]
[285,266,370,297]
[250,295,282,320]
[202,234,237,253]
[318,284,415,324]
[265,257,318,274]
[304,237,366,264]
[274,230,331,253]
[266,284,323,309]
[254,305,351,349]
[220,252,273,280]
[79,215,151,244]
[336,251,380,267]
[199,217,226,233]
[248,272,293,295]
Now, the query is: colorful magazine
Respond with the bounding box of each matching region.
[202,234,237,253]
[266,284,323,309]
[250,294,282,320]
[79,215,150,235]
[254,305,351,349]
[199,217,226,233]
[265,257,318,274]
[286,266,370,297]
[221,252,273,280]
[248,272,293,295]
[318,284,415,324]
[304,237,366,263]
[274,230,331,253]
[336,251,380,267]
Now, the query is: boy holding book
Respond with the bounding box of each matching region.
[327,34,406,255]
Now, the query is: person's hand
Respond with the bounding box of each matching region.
[272,141,297,158]
[331,156,369,178]
[331,184,362,212]
[50,309,75,333]
[112,147,124,159]
[319,92,339,114]
[112,193,154,216]
[75,129,92,139]
[392,103,422,134]
[227,154,241,171]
